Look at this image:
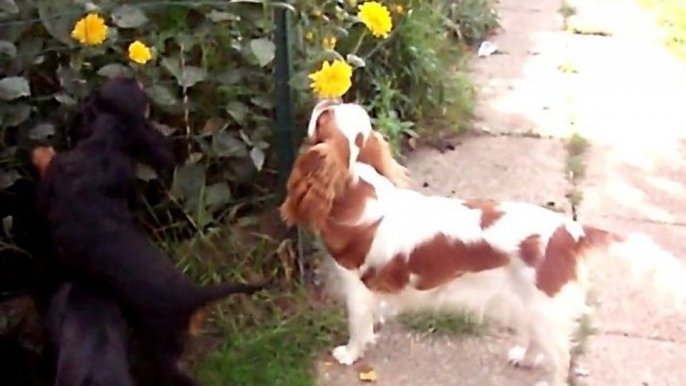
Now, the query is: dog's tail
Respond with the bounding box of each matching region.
[582,225,686,310]
[195,280,271,307]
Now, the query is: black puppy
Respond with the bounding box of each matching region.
[34,77,268,386]
[46,282,135,386]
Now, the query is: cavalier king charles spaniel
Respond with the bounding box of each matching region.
[280,100,686,386]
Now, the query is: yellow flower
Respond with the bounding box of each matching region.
[393,4,405,14]
[312,9,322,17]
[322,36,337,50]
[357,1,393,38]
[128,40,152,64]
[71,13,108,45]
[309,60,353,99]
[305,31,314,41]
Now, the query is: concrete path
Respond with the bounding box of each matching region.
[317,0,686,385]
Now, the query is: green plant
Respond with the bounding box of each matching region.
[399,310,484,336]
[559,0,577,18]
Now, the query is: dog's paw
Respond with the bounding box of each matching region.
[332,345,360,366]
[507,346,544,369]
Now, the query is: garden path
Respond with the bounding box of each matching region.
[316,0,686,385]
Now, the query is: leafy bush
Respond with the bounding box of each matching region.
[0,0,499,282]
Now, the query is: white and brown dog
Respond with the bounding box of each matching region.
[280,100,686,386]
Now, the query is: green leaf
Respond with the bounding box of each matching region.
[0,76,30,101]
[204,182,232,207]
[250,95,273,109]
[212,132,248,158]
[135,163,158,181]
[216,70,244,85]
[54,93,77,106]
[208,10,239,22]
[146,85,178,107]
[37,0,79,45]
[111,5,149,28]
[162,57,207,88]
[289,71,311,91]
[0,0,18,14]
[249,38,276,67]
[0,169,21,190]
[170,163,206,214]
[2,216,12,238]
[2,103,30,127]
[0,40,16,57]
[29,123,56,141]
[226,101,248,124]
[250,147,265,171]
[57,66,90,99]
[97,63,133,78]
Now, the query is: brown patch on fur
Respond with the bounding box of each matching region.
[361,257,410,293]
[536,225,581,297]
[279,132,350,229]
[188,308,206,336]
[358,131,410,187]
[31,146,56,176]
[463,200,505,229]
[582,225,618,245]
[406,233,510,291]
[320,180,381,270]
[519,234,543,266]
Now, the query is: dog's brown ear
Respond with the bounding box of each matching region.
[358,131,410,188]
[31,146,57,177]
[280,142,349,229]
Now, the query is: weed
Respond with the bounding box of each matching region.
[567,133,589,157]
[558,62,579,74]
[566,189,584,207]
[559,0,578,18]
[566,18,613,36]
[399,310,484,337]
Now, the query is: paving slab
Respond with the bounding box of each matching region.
[316,324,544,386]
[470,0,570,136]
[406,135,572,211]
[578,143,686,224]
[576,215,686,342]
[578,335,686,386]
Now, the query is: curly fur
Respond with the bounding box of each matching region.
[34,77,268,386]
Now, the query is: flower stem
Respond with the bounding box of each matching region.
[351,29,368,56]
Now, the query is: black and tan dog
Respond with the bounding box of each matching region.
[33,77,268,386]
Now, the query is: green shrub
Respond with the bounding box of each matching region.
[0,0,499,278]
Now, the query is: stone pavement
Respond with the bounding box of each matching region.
[316,0,686,385]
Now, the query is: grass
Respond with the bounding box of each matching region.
[196,296,345,386]
[565,132,589,182]
[638,0,686,62]
[150,216,346,386]
[399,310,484,337]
